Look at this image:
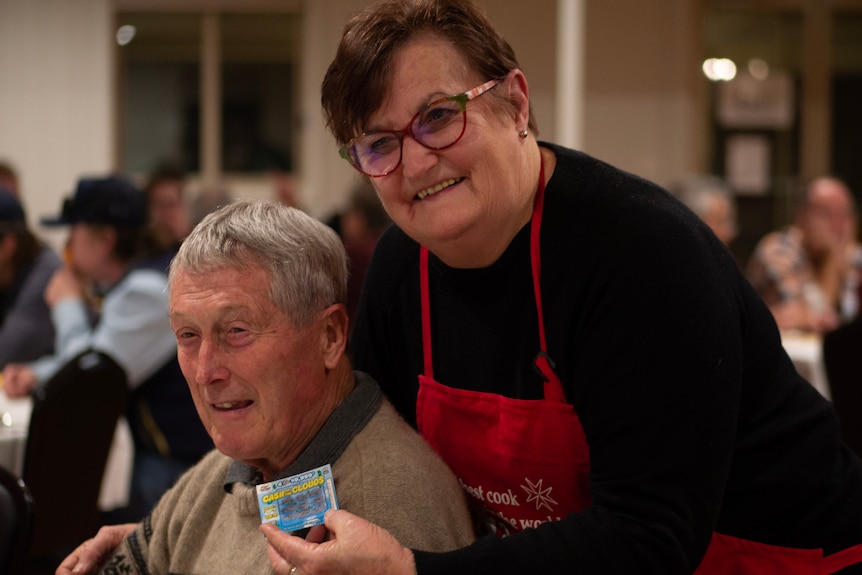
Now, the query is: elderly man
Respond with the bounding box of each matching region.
[59,200,474,575]
[747,176,862,334]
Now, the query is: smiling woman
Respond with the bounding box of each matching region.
[339,39,538,268]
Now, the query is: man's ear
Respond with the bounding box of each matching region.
[320,303,349,370]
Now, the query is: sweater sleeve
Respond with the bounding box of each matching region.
[30,269,176,387]
[97,522,149,575]
[91,270,176,386]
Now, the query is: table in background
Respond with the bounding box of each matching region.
[0,392,133,510]
[781,331,831,400]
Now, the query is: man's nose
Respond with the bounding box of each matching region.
[194,339,227,385]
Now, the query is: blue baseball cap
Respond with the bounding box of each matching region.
[42,176,147,228]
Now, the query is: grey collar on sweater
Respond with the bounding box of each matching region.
[223,371,383,492]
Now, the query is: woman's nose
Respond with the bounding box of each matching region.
[400,136,438,179]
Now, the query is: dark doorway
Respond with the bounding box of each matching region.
[832,74,862,205]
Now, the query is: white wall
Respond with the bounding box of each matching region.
[0,0,114,249]
[297,0,369,220]
[582,0,704,187]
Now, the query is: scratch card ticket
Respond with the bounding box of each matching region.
[256,464,339,533]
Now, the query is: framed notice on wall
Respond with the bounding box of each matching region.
[716,71,795,130]
[725,134,771,196]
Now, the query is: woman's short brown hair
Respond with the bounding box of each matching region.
[321,0,537,146]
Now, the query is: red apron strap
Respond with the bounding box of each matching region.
[823,542,862,574]
[530,161,567,403]
[530,161,548,356]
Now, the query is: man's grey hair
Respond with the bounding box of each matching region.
[169,200,348,329]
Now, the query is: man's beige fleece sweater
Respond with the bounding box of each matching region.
[99,374,475,574]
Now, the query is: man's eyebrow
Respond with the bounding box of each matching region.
[169,304,251,321]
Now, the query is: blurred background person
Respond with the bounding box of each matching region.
[270,168,304,211]
[2,175,212,522]
[747,176,862,334]
[189,184,233,228]
[328,179,392,324]
[668,174,738,248]
[144,162,191,252]
[0,189,62,370]
[0,160,20,198]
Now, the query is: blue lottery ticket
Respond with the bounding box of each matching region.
[256,464,339,533]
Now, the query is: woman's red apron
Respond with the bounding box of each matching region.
[413,161,862,573]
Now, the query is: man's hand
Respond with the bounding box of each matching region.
[44,267,85,307]
[2,364,37,398]
[55,523,138,575]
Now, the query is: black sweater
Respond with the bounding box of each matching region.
[350,144,862,574]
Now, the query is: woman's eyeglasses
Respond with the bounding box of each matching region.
[339,79,500,178]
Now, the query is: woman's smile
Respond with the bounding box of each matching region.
[416,177,464,200]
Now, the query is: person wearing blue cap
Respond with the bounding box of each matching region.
[0,188,62,370]
[2,175,213,522]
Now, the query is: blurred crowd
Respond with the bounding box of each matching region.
[671,172,862,337]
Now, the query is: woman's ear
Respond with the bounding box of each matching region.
[504,68,531,131]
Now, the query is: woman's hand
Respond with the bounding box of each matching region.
[261,509,416,575]
[55,523,138,575]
